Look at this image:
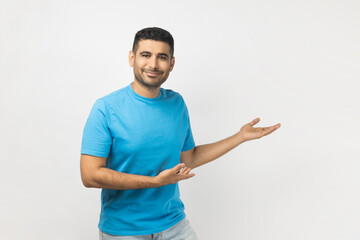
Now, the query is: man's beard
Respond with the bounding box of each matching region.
[133,68,168,89]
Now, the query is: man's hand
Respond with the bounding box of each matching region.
[153,163,195,187]
[237,117,281,142]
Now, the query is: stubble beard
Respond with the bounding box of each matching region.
[133,68,169,89]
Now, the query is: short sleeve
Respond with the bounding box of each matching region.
[181,102,195,152]
[81,99,112,157]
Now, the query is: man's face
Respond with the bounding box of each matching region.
[129,39,175,89]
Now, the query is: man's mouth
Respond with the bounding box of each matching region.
[144,70,162,77]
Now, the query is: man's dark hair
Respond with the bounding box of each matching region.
[132,27,174,57]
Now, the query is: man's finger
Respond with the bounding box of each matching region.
[179,173,195,180]
[249,118,260,126]
[261,124,281,136]
[183,167,192,175]
[179,167,188,174]
[173,163,185,174]
[186,173,195,178]
[262,127,276,136]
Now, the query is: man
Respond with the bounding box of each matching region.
[80,27,280,240]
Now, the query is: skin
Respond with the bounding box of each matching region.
[129,39,175,98]
[80,39,281,190]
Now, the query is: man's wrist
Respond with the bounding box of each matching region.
[150,176,161,188]
[234,132,247,144]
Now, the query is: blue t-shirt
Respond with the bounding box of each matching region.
[81,83,195,235]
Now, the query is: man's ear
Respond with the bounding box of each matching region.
[170,56,175,72]
[129,50,135,67]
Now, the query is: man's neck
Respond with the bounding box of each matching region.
[131,80,160,98]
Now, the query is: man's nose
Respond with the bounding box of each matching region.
[148,56,159,69]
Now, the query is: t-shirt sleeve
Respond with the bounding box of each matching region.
[181,101,195,152]
[81,99,112,158]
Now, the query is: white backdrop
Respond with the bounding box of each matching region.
[1,0,360,239]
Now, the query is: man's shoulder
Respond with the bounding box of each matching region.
[88,86,129,114]
[97,85,129,103]
[160,87,184,101]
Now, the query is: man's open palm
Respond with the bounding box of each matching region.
[238,118,281,141]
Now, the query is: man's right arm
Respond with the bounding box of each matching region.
[80,154,195,190]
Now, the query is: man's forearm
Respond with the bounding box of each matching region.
[189,133,245,169]
[85,167,158,190]
[81,154,195,190]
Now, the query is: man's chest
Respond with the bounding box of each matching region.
[109,105,187,154]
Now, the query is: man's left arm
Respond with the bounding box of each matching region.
[180,118,280,169]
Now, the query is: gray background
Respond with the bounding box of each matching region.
[1,0,360,239]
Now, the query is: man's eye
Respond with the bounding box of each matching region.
[142,54,150,58]
[159,56,167,60]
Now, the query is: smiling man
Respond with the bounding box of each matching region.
[80,27,280,240]
[130,37,175,97]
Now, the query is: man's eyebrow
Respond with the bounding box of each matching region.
[158,53,169,58]
[139,51,169,58]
